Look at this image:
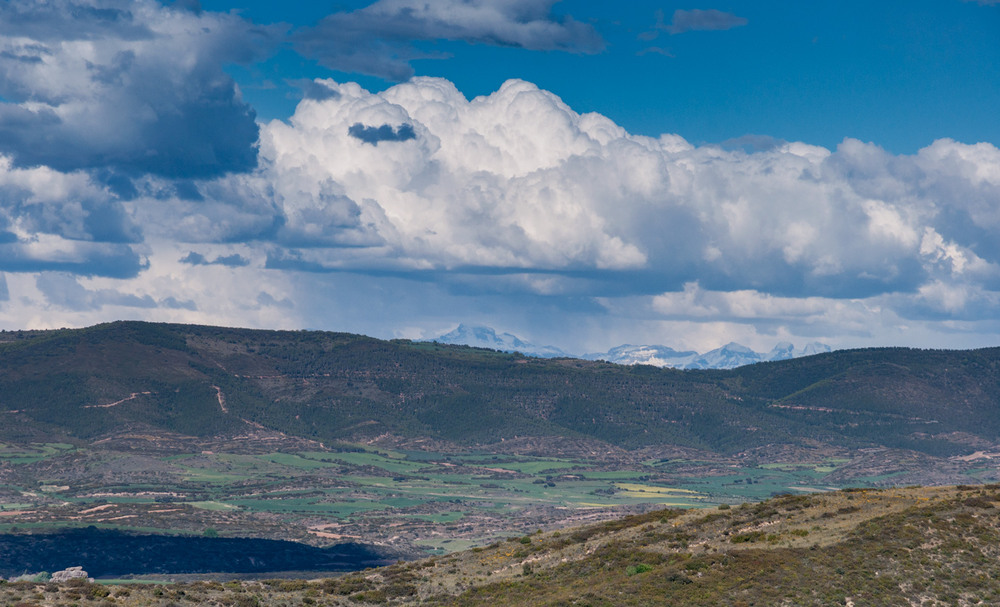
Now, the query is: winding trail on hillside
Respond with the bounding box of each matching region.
[83,391,152,409]
[212,385,228,413]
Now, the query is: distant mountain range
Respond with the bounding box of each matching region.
[431,324,831,369]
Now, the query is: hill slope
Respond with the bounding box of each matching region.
[6,485,1000,605]
[2,322,1000,457]
[347,484,1000,606]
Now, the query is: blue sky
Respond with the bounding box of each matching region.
[0,0,999,355]
[212,0,1000,153]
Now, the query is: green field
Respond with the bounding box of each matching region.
[0,442,75,465]
[0,442,900,555]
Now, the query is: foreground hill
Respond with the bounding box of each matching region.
[6,485,1000,606]
[2,321,999,457]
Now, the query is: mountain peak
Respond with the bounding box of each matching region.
[432,325,565,358]
[589,340,833,369]
[432,325,832,369]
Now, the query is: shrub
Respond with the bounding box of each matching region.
[963,496,994,509]
[730,531,766,543]
[232,595,262,607]
[350,590,387,604]
[276,580,309,592]
[626,564,653,576]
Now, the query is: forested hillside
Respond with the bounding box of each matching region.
[1,321,998,457]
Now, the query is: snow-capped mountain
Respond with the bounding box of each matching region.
[430,324,568,358]
[429,324,831,369]
[581,344,699,368]
[765,341,832,362]
[685,342,762,369]
[587,341,832,369]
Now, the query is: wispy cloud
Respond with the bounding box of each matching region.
[294,0,604,81]
[641,8,748,41]
[666,9,748,34]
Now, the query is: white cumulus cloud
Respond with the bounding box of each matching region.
[3,70,1000,353]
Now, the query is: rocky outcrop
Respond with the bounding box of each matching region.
[50,566,92,582]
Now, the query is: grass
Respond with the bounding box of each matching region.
[256,453,337,470]
[187,501,239,511]
[176,468,253,484]
[414,538,481,553]
[573,470,658,480]
[301,451,428,474]
[0,442,75,464]
[0,521,192,534]
[225,498,389,517]
[479,459,580,474]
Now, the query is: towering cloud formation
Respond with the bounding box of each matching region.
[1,66,999,350]
[247,78,999,304]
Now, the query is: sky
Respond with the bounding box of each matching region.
[0,0,999,355]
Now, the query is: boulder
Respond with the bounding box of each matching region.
[50,566,92,582]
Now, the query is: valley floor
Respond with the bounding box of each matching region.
[2,434,996,560]
[3,484,1000,606]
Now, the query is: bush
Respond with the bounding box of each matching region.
[232,595,262,607]
[626,564,653,576]
[963,496,995,509]
[350,590,387,604]
[730,531,766,544]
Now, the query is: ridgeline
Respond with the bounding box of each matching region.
[1,321,999,457]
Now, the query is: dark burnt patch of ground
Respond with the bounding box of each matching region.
[0,527,395,578]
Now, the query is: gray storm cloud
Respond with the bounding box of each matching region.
[294,0,604,81]
[0,0,271,178]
